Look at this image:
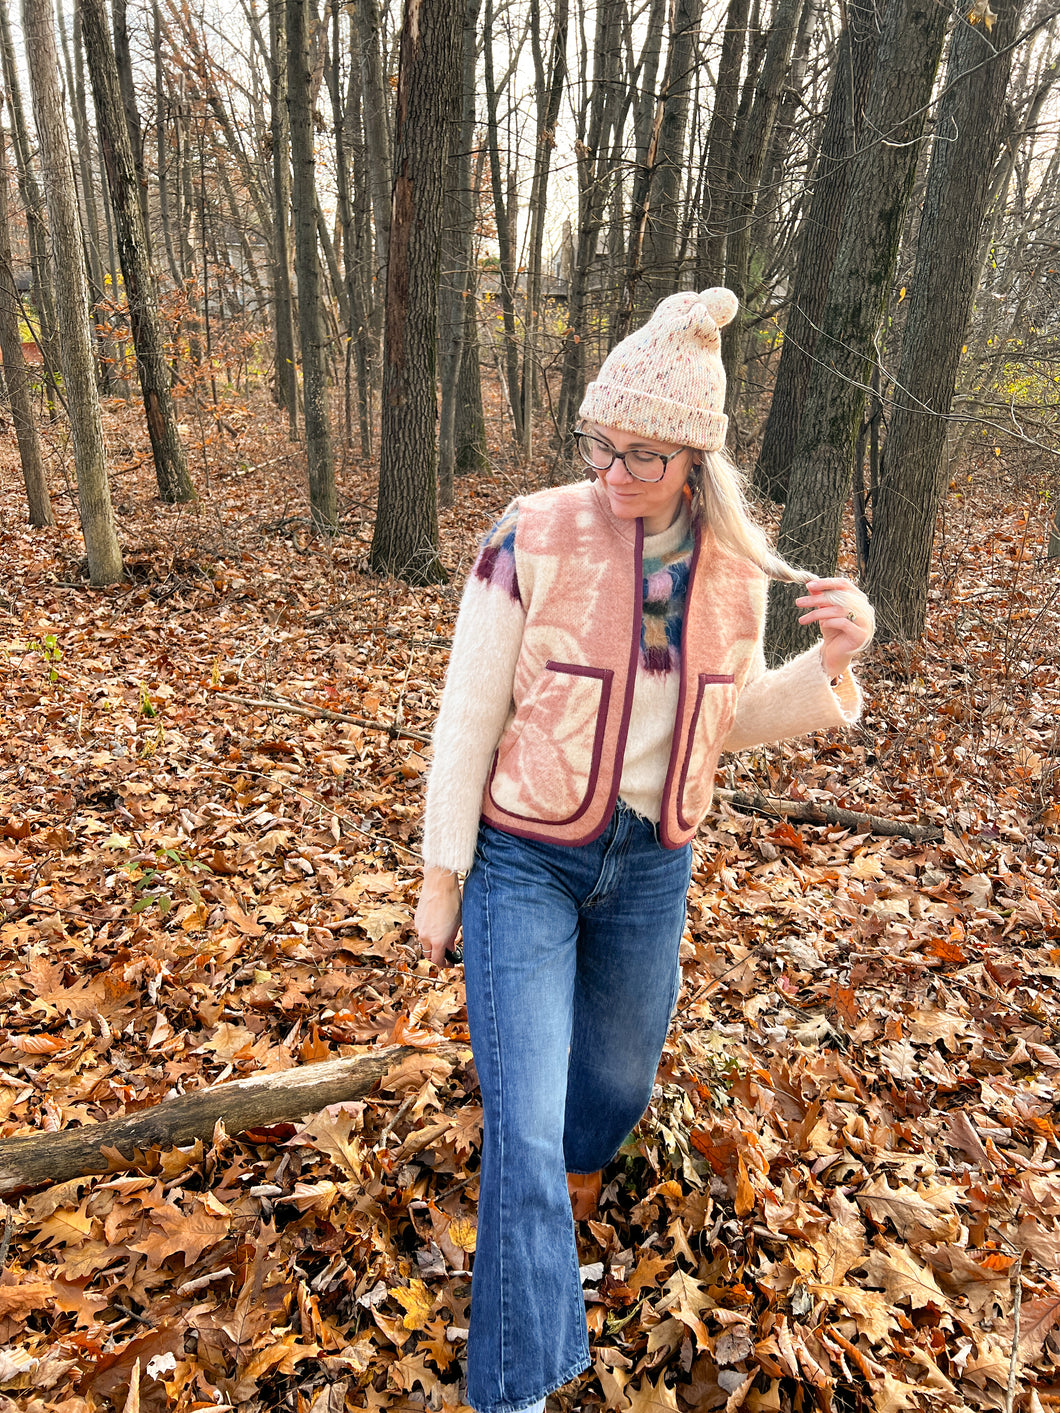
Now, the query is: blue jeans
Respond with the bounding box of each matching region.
[461,804,693,1413]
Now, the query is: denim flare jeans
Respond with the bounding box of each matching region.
[461,803,693,1413]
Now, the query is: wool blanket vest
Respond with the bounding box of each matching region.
[479,479,765,849]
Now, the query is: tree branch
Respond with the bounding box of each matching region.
[0,1042,467,1195]
[215,691,433,743]
[715,788,943,841]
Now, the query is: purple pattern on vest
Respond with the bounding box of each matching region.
[473,506,521,604]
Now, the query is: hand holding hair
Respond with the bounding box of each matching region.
[795,577,875,680]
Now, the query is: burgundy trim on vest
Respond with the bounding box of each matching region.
[659,527,702,847]
[481,514,645,851]
[674,672,736,832]
[485,662,614,829]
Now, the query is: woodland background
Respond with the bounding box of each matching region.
[0,0,1059,1408]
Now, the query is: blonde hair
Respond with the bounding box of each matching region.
[690,449,875,641]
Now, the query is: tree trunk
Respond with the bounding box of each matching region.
[153,0,181,287]
[112,0,150,255]
[22,0,123,585]
[438,0,482,502]
[0,1044,466,1195]
[455,255,488,475]
[722,0,806,418]
[863,0,1026,642]
[696,0,750,285]
[753,0,880,501]
[355,0,392,375]
[345,6,375,455]
[80,0,196,504]
[269,0,299,434]
[634,0,704,321]
[615,0,678,344]
[370,0,461,584]
[0,0,60,400]
[287,0,337,530]
[555,0,628,437]
[326,0,359,448]
[518,0,567,459]
[482,0,524,446]
[0,128,52,526]
[765,0,949,665]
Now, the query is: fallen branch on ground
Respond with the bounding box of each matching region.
[715,788,943,842]
[215,691,432,743]
[0,1042,466,1195]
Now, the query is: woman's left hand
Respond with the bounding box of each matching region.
[795,577,875,680]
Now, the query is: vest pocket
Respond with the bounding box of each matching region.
[676,672,737,829]
[487,660,613,826]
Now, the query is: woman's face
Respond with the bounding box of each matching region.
[586,423,695,536]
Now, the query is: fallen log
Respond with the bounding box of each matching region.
[0,1043,467,1195]
[715,788,943,842]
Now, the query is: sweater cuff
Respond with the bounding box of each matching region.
[822,650,863,724]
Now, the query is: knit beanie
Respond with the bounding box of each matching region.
[578,287,738,450]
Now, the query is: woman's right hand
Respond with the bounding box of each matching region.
[415,865,462,966]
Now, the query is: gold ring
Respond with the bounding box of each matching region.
[847,610,857,622]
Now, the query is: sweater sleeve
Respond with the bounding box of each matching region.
[420,506,526,874]
[722,641,862,755]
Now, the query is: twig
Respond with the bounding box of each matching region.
[214,691,432,744]
[0,1205,12,1269]
[206,763,422,860]
[715,788,943,842]
[1005,1253,1023,1413]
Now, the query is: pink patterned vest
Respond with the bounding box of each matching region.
[479,478,765,849]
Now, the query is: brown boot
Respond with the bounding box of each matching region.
[567,1170,602,1221]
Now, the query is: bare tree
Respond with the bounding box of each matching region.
[765,0,950,664]
[0,124,52,526]
[80,0,196,503]
[22,0,123,584]
[865,0,1029,641]
[370,0,462,583]
[754,0,881,501]
[287,0,336,530]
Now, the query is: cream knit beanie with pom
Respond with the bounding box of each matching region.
[578,287,738,450]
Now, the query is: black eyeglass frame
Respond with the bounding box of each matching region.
[573,429,685,484]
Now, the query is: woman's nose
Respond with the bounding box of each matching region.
[604,454,633,482]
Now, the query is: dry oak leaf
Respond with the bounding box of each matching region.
[861,1241,948,1311]
[594,1348,633,1410]
[872,1373,923,1413]
[998,1292,1060,1366]
[389,1349,439,1397]
[127,1199,230,1270]
[380,1052,455,1094]
[857,1175,961,1244]
[656,1269,712,1345]
[627,1252,673,1295]
[445,1104,483,1158]
[624,1372,681,1413]
[230,1337,321,1398]
[818,1188,867,1285]
[290,1104,365,1179]
[1016,1215,1060,1268]
[925,1244,1012,1314]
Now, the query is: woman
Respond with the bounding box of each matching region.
[415,288,873,1413]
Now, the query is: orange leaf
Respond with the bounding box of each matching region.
[7,1033,66,1054]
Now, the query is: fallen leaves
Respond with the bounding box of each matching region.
[1,395,1059,1412]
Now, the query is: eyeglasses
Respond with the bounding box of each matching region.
[573,430,684,484]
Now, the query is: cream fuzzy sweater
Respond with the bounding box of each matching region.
[422,500,861,874]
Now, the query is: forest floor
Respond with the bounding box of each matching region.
[0,385,1059,1413]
